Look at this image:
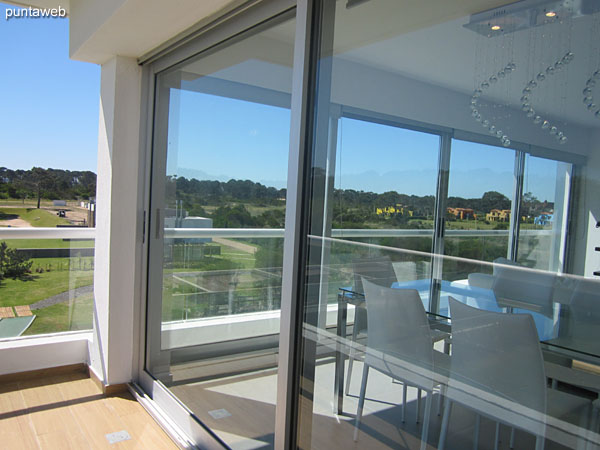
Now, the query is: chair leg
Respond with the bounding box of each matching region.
[353,364,369,442]
[473,414,480,450]
[417,388,422,423]
[510,427,515,448]
[494,422,500,450]
[400,383,408,423]
[345,322,360,396]
[535,436,545,450]
[438,400,452,450]
[437,384,446,416]
[420,392,433,450]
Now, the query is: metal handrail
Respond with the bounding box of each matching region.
[163,227,551,239]
[0,227,96,240]
[0,226,551,240]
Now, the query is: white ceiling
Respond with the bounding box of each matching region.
[337,2,600,128]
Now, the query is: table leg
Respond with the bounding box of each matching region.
[334,293,348,415]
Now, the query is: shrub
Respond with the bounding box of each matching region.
[0,242,33,283]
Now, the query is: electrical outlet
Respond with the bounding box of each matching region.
[105,430,131,444]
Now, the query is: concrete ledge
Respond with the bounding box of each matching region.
[0,331,92,376]
[0,363,87,384]
[162,303,355,349]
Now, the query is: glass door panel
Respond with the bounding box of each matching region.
[442,139,516,271]
[294,0,600,448]
[518,154,571,272]
[329,116,440,307]
[440,138,516,314]
[146,14,295,449]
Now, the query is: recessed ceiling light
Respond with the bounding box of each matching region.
[491,25,501,31]
[546,11,557,17]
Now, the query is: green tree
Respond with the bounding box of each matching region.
[0,242,33,285]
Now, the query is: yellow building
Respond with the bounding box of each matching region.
[486,209,511,222]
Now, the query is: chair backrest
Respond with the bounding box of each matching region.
[448,297,547,414]
[362,278,434,390]
[565,277,600,342]
[492,257,555,317]
[352,256,397,333]
[352,256,397,295]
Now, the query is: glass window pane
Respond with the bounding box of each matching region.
[146,15,295,448]
[518,154,571,272]
[443,139,515,282]
[295,1,600,449]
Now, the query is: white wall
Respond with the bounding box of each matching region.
[91,56,142,386]
[0,332,91,376]
[570,130,600,276]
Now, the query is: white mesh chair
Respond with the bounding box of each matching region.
[492,257,556,317]
[345,257,397,396]
[354,279,449,450]
[438,297,591,450]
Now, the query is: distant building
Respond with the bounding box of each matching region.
[53,200,67,206]
[447,207,474,220]
[376,204,413,217]
[534,212,554,226]
[486,209,511,222]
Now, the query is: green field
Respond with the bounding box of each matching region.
[24,293,93,335]
[0,207,69,227]
[2,238,94,249]
[0,262,93,308]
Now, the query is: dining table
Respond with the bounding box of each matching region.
[333,277,600,416]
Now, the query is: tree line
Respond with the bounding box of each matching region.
[0,167,96,207]
[1,170,552,226]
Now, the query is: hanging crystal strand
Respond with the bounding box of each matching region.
[471,60,516,147]
[520,16,573,145]
[582,12,600,120]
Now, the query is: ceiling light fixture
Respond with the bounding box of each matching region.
[464,0,600,37]
[491,25,502,30]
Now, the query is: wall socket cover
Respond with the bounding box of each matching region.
[105,430,132,444]
[208,408,232,419]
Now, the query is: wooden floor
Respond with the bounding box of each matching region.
[0,370,178,449]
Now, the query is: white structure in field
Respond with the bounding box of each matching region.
[164,216,213,244]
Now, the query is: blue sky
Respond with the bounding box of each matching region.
[0,2,100,172]
[169,91,556,200]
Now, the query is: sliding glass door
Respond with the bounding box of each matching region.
[145,10,295,448]
[139,0,600,448]
[291,0,598,449]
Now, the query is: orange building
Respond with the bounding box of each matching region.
[447,207,475,220]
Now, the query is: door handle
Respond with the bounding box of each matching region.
[155,208,162,240]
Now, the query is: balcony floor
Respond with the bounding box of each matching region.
[169,356,590,450]
[0,370,177,449]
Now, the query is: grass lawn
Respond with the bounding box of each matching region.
[24,292,93,335]
[2,238,94,249]
[0,207,69,227]
[0,263,93,308]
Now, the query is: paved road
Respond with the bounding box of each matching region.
[214,237,257,254]
[29,285,94,310]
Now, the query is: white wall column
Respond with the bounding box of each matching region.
[91,56,142,386]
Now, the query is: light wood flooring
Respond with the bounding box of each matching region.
[0,370,177,449]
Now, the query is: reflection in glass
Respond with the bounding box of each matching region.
[295,0,600,449]
[518,154,571,272]
[443,139,515,282]
[146,14,295,448]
